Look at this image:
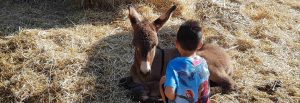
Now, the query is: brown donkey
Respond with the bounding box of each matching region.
[127,5,177,102]
[124,5,236,102]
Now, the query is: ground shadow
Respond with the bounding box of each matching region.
[83,31,134,102]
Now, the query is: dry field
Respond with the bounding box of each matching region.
[0,0,299,103]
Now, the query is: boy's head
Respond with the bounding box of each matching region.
[176,20,203,52]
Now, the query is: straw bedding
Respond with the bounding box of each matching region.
[0,0,299,102]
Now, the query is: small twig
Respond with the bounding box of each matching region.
[66,17,76,26]
[226,45,239,51]
[18,26,22,32]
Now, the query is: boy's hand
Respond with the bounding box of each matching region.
[161,76,176,101]
[159,76,166,103]
[160,76,166,84]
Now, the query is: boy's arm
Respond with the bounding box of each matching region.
[164,64,177,101]
[160,76,176,102]
[199,80,210,103]
[199,60,210,103]
[159,76,167,103]
[165,86,176,101]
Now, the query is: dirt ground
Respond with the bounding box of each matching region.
[0,0,299,103]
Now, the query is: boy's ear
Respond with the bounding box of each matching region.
[128,5,142,26]
[152,5,177,31]
[197,42,203,50]
[175,40,179,49]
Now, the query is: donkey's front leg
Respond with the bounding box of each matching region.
[145,80,164,103]
[130,66,152,102]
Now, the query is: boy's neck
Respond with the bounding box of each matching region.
[180,51,197,57]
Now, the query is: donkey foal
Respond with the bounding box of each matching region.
[123,5,236,103]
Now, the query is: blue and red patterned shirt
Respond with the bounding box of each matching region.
[164,55,210,103]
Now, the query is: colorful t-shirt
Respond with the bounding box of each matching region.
[164,55,210,103]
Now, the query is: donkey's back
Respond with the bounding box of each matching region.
[198,44,236,90]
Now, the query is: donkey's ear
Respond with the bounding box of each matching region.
[128,5,142,26]
[152,5,177,31]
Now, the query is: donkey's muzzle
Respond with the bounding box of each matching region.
[140,61,151,74]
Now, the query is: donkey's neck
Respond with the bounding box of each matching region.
[151,47,181,80]
[149,47,164,81]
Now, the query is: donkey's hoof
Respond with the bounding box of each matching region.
[118,76,132,89]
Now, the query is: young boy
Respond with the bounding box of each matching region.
[160,20,210,103]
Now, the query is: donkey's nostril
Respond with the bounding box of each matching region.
[140,61,151,74]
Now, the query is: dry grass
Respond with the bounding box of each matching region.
[0,0,300,102]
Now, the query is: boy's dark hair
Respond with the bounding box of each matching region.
[177,20,202,51]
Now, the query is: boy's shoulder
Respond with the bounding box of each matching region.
[167,57,188,69]
[168,55,207,67]
[191,55,207,66]
[194,55,207,64]
[169,57,188,64]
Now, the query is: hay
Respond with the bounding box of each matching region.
[0,0,300,102]
[73,0,199,19]
[0,27,105,102]
[72,0,138,10]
